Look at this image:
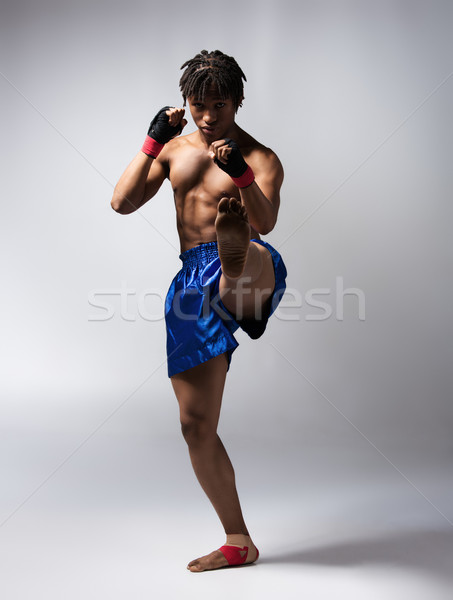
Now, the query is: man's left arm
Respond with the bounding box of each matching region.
[239,150,283,234]
[210,139,283,235]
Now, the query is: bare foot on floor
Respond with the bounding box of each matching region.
[215,197,251,278]
[187,534,259,572]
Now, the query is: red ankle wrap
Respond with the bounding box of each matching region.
[218,545,249,566]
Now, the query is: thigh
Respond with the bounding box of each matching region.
[171,353,229,430]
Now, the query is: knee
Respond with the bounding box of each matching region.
[180,413,216,447]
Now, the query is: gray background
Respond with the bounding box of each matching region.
[1,0,452,598]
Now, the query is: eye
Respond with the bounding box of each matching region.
[216,103,225,108]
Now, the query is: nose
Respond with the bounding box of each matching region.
[203,109,216,124]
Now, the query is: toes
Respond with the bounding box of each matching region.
[229,197,241,212]
[218,197,230,213]
[187,559,202,572]
[218,197,245,214]
[186,550,230,572]
[217,197,247,217]
[229,198,248,219]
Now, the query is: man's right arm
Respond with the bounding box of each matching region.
[111,152,167,214]
[111,107,186,214]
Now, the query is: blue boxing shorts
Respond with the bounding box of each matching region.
[165,239,287,377]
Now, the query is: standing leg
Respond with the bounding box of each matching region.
[171,353,259,572]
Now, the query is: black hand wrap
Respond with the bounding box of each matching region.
[214,138,248,178]
[147,106,182,144]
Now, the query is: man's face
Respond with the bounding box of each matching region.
[187,90,238,142]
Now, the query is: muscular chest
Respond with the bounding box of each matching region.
[169,147,236,198]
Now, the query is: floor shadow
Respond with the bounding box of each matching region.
[259,528,453,580]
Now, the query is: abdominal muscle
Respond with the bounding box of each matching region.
[175,188,259,253]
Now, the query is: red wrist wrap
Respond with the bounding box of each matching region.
[231,165,255,188]
[141,136,164,158]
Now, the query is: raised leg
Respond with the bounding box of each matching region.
[171,353,259,572]
[215,197,276,321]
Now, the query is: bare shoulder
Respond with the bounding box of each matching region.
[161,131,199,157]
[252,144,283,175]
[239,131,284,182]
[238,129,282,165]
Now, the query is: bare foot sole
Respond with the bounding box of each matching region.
[215,197,251,279]
[187,542,259,573]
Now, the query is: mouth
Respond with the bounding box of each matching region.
[202,126,216,135]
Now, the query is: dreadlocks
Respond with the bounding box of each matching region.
[179,50,246,111]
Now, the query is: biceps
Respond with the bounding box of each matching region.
[256,174,281,210]
[255,159,283,205]
[143,160,167,200]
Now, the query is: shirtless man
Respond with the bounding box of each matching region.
[111,50,287,572]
